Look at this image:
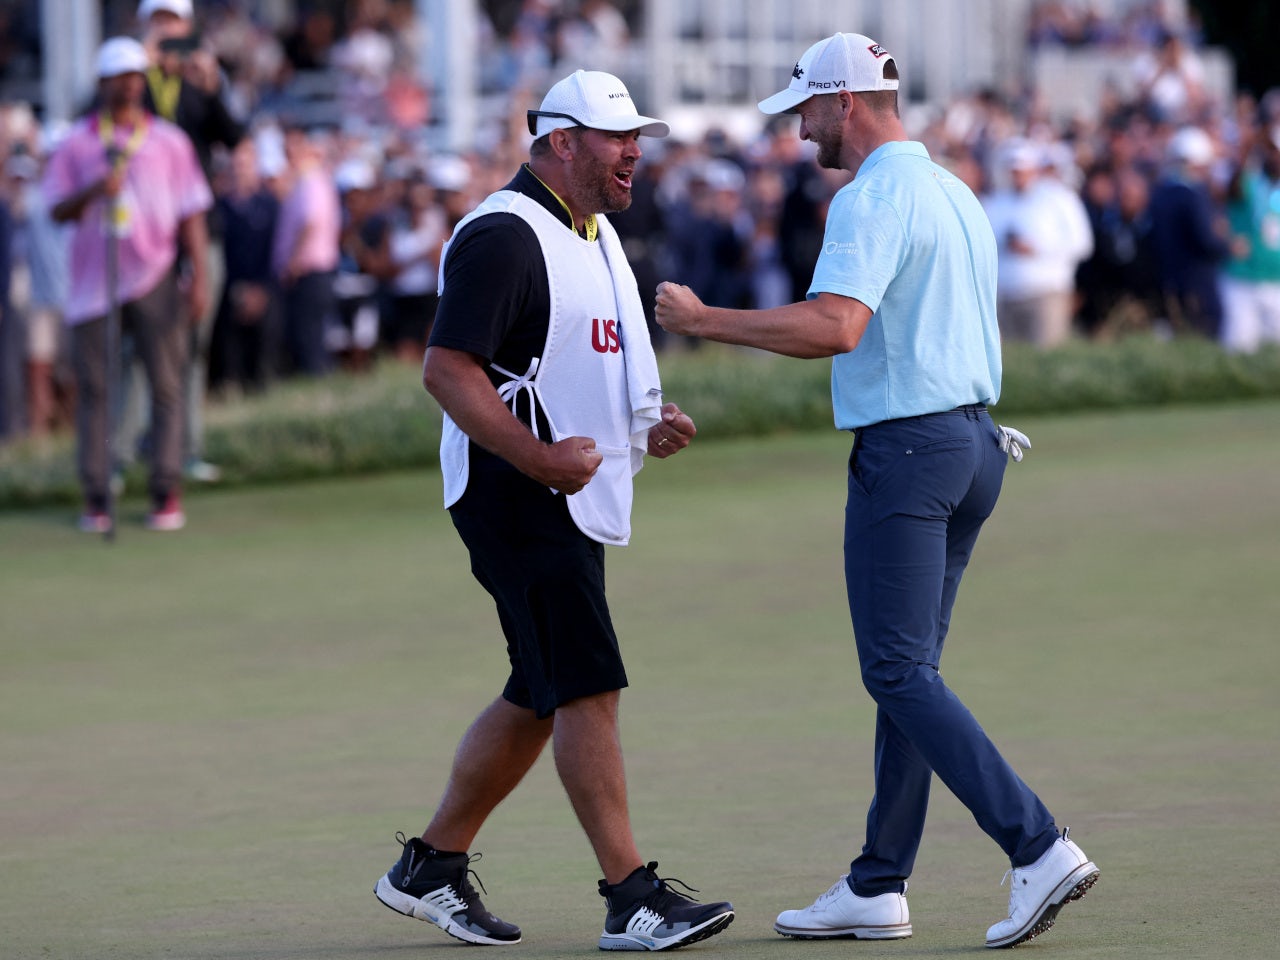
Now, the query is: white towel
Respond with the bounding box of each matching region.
[596,214,663,474]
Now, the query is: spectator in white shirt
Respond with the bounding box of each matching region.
[982,140,1090,347]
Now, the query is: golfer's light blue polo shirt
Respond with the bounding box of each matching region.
[809,141,1002,430]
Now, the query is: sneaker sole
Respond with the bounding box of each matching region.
[985,862,1099,949]
[774,920,912,940]
[374,874,522,946]
[146,515,186,531]
[599,910,734,951]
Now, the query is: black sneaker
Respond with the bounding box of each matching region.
[598,862,734,951]
[374,832,521,945]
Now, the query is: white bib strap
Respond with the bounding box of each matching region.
[491,357,544,438]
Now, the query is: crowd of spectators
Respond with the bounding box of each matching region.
[2,0,1280,451]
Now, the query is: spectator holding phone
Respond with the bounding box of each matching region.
[137,0,244,483]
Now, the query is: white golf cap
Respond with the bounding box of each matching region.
[96,37,151,79]
[1167,126,1214,166]
[334,158,377,193]
[528,70,669,139]
[426,153,471,192]
[758,32,898,115]
[139,0,194,19]
[1003,139,1042,172]
[700,158,745,192]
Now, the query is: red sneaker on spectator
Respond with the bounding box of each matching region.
[146,494,186,532]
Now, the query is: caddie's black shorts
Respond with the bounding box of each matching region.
[449,449,629,719]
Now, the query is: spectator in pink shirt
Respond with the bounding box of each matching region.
[42,37,211,532]
[271,126,340,375]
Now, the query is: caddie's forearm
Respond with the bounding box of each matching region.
[423,346,555,480]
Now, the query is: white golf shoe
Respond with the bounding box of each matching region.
[985,828,1098,948]
[775,876,911,940]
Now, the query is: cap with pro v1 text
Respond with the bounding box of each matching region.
[758,32,898,115]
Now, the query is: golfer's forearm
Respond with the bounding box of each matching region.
[697,295,870,359]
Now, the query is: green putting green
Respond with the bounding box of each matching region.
[2,402,1278,958]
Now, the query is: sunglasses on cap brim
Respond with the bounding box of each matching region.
[527,110,585,136]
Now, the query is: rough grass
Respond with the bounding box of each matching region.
[1,402,1279,959]
[3,336,1280,509]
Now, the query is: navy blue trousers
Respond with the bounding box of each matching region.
[843,406,1058,897]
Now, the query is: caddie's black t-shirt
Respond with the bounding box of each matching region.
[428,165,577,426]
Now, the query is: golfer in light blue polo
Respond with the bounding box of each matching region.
[655,31,1099,950]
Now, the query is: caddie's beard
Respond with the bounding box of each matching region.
[568,144,634,215]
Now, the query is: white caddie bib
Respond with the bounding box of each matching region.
[438,190,661,545]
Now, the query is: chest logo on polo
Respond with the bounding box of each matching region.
[592,317,622,354]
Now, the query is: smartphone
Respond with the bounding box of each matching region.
[159,34,201,55]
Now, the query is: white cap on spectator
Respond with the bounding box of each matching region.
[1269,126,1280,152]
[139,0,193,20]
[1167,126,1214,166]
[257,147,286,178]
[701,158,745,192]
[528,70,669,139]
[334,158,377,192]
[426,154,471,192]
[758,32,897,115]
[254,126,286,177]
[96,37,151,79]
[1002,139,1042,172]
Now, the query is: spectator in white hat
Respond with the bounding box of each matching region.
[657,30,1098,949]
[130,0,245,485]
[42,36,212,532]
[1149,126,1233,337]
[372,68,732,952]
[983,139,1093,347]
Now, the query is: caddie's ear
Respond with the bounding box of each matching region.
[550,127,576,161]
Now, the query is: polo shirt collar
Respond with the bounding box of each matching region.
[856,140,929,180]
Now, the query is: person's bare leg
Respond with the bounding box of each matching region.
[422,697,552,851]
[553,689,642,884]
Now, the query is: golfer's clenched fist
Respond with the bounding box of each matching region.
[654,282,707,339]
